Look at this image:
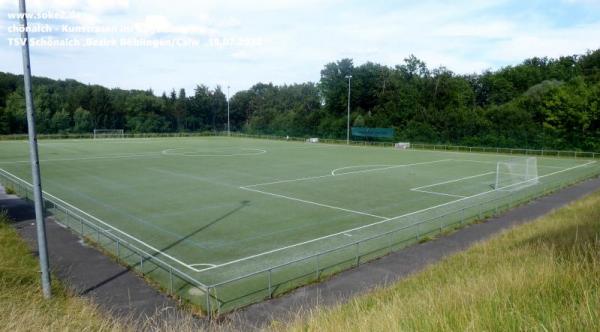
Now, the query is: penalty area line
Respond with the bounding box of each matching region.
[193,160,598,273]
[411,189,466,198]
[0,168,206,278]
[244,159,452,188]
[240,186,389,220]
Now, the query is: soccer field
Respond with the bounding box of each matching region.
[0,136,598,313]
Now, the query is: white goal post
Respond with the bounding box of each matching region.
[495,157,539,191]
[394,142,411,149]
[93,129,124,139]
[306,137,319,143]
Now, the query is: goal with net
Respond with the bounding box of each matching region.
[495,157,539,191]
[394,142,410,150]
[93,129,124,139]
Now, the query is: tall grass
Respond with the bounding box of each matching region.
[282,191,600,331]
[3,186,15,195]
[0,211,126,331]
[0,211,218,331]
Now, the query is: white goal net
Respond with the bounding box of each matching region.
[394,142,410,150]
[93,129,124,139]
[495,157,539,191]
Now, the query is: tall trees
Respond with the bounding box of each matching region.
[0,49,599,150]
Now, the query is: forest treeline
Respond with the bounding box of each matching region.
[1,49,599,150]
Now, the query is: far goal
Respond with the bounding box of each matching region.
[93,129,124,139]
[394,142,410,150]
[495,157,539,191]
[306,137,319,143]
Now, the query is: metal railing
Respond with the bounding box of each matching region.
[229,133,600,159]
[1,131,598,160]
[0,168,214,311]
[196,159,600,314]
[1,135,599,316]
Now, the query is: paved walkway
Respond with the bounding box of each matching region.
[1,177,599,330]
[227,177,600,330]
[0,186,191,323]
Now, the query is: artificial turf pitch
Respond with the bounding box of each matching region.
[0,136,597,311]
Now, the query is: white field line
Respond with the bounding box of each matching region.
[387,160,596,221]
[192,160,597,273]
[410,189,466,198]
[331,160,451,175]
[0,151,163,164]
[161,147,267,157]
[412,172,495,191]
[189,263,217,268]
[244,159,452,188]
[410,172,494,198]
[331,164,393,176]
[240,186,389,220]
[0,168,203,275]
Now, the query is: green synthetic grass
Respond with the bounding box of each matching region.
[282,189,600,332]
[0,136,598,312]
[0,212,211,331]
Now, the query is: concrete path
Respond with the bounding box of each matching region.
[1,177,599,330]
[0,186,190,323]
[226,177,600,330]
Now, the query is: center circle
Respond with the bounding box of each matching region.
[161,147,266,157]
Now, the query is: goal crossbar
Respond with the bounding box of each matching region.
[93,129,124,139]
[495,157,539,191]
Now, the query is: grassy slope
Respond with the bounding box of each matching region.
[0,212,124,331]
[282,190,600,331]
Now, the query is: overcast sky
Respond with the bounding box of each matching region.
[1,0,599,95]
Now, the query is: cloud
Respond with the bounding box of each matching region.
[132,15,216,36]
[86,0,129,14]
[0,0,129,13]
[562,0,600,5]
[0,0,598,96]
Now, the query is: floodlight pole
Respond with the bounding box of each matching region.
[227,86,230,136]
[18,0,51,299]
[345,75,352,144]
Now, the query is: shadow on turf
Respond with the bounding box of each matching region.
[80,200,251,295]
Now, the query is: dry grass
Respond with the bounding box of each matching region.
[4,186,15,195]
[281,191,600,332]
[0,210,221,331]
[0,211,127,331]
[2,187,600,331]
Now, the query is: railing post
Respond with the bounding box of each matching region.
[116,239,120,260]
[140,255,144,274]
[268,269,272,298]
[315,254,320,280]
[169,267,174,293]
[206,287,211,319]
[355,242,360,267]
